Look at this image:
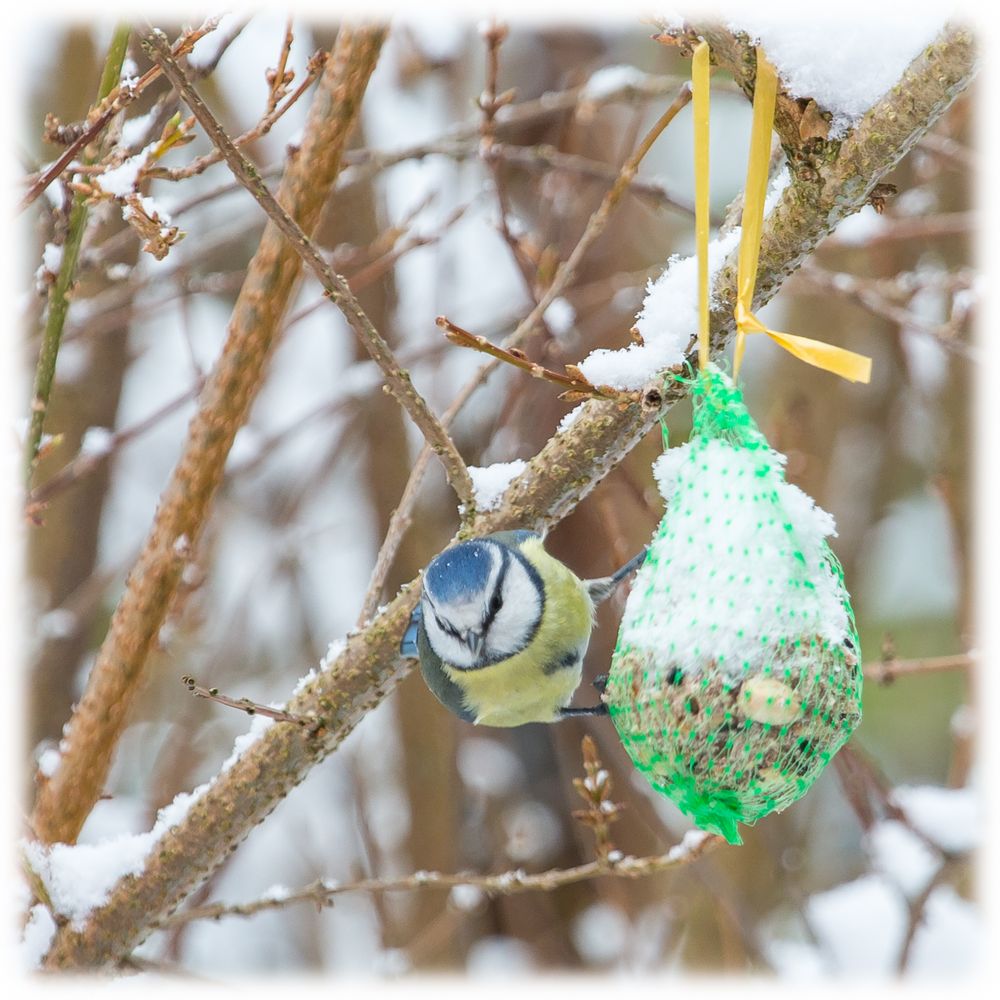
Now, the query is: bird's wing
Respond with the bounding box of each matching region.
[416,615,477,723]
[486,529,542,549]
[399,604,422,658]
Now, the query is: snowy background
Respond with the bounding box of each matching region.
[16,11,979,979]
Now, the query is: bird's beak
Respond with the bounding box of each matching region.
[461,630,484,659]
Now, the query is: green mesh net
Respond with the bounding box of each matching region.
[606,366,862,845]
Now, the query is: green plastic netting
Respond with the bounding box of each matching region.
[606,365,862,845]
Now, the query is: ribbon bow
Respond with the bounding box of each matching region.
[693,41,872,384]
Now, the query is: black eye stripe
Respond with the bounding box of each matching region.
[482,546,510,632]
[435,614,459,639]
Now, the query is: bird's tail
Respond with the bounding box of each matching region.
[585,547,648,604]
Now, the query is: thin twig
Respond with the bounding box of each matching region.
[19,19,220,212]
[143,28,476,514]
[896,858,960,973]
[28,380,203,508]
[507,81,693,349]
[478,20,538,302]
[490,140,693,215]
[147,50,328,183]
[180,675,317,728]
[355,367,492,625]
[862,652,975,683]
[23,23,131,486]
[341,71,711,179]
[36,208,465,511]
[266,19,295,113]
[437,316,639,404]
[572,736,625,863]
[794,264,973,358]
[155,830,721,929]
[823,210,973,247]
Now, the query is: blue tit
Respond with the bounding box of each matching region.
[399,530,646,727]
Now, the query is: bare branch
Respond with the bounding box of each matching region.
[863,652,975,683]
[146,49,329,183]
[155,831,721,930]
[356,79,696,615]
[142,27,476,513]
[823,209,973,247]
[505,80,693,348]
[30,23,386,849]
[180,675,317,728]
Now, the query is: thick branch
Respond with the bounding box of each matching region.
[39,23,975,970]
[30,23,386,848]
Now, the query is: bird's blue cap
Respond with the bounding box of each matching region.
[424,541,494,604]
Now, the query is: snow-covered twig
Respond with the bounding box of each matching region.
[437,316,640,404]
[19,19,220,213]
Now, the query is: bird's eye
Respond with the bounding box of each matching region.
[489,592,503,616]
[436,615,458,639]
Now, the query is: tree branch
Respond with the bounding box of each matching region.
[156,832,721,930]
[354,83,692,621]
[863,652,974,683]
[141,27,475,513]
[38,22,975,971]
[18,19,220,213]
[30,22,386,849]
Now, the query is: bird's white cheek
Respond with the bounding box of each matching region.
[488,575,543,656]
[423,608,476,668]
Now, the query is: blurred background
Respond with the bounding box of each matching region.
[18,13,977,977]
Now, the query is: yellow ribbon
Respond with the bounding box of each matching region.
[693,41,711,371]
[732,48,872,384]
